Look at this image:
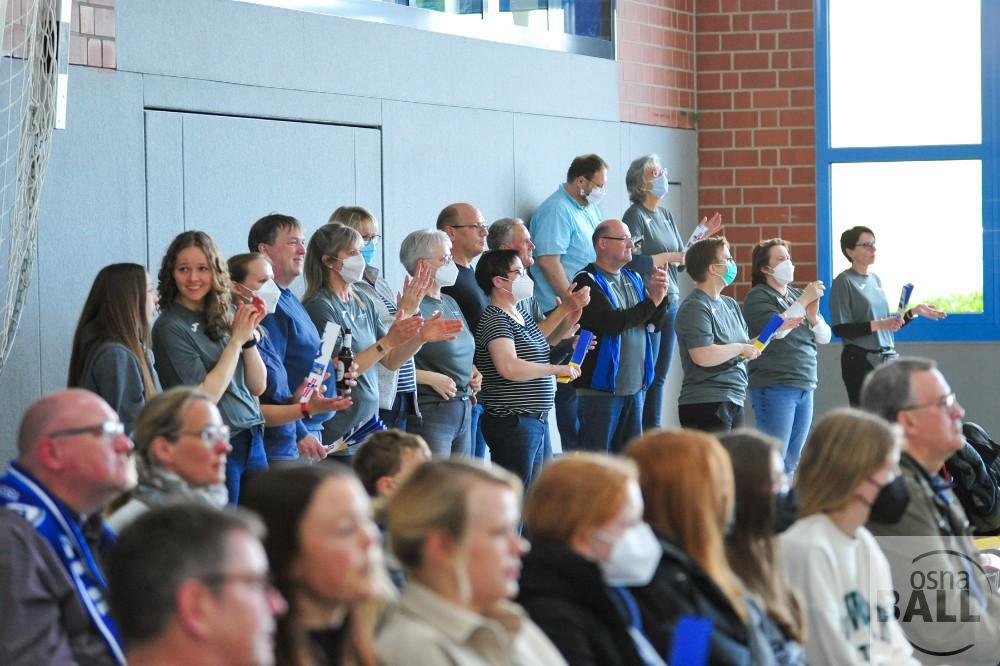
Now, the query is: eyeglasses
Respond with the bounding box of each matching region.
[361,234,381,246]
[900,392,958,413]
[503,268,527,279]
[600,235,642,245]
[424,254,453,266]
[713,257,736,265]
[201,571,276,595]
[854,242,877,250]
[176,425,231,447]
[47,421,126,442]
[447,224,488,232]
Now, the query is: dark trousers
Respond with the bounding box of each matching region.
[841,345,876,407]
[678,401,744,434]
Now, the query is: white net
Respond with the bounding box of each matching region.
[0,0,64,376]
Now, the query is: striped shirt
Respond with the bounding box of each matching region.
[374,291,417,393]
[475,302,555,417]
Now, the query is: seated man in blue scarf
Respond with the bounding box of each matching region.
[0,388,136,665]
[573,219,669,453]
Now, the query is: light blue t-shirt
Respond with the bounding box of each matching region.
[529,184,602,313]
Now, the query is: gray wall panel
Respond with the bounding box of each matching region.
[353,127,385,270]
[145,111,185,264]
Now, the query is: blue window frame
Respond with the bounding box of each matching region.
[814,0,999,341]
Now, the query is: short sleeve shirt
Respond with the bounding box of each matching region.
[830,268,895,351]
[622,203,683,301]
[414,294,475,401]
[529,184,602,313]
[743,283,818,391]
[674,288,750,406]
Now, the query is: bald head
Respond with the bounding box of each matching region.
[436,203,478,230]
[592,219,635,272]
[17,389,112,458]
[437,202,486,265]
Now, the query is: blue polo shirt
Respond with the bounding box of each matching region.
[257,331,298,461]
[529,184,603,312]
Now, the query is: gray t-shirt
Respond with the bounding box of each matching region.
[830,268,894,351]
[575,269,646,397]
[152,302,263,432]
[674,288,750,405]
[79,341,162,436]
[414,293,475,401]
[622,202,683,301]
[303,286,387,451]
[743,283,818,391]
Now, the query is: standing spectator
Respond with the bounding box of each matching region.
[228,252,349,464]
[830,226,945,406]
[744,239,829,471]
[622,154,723,429]
[242,465,383,666]
[108,387,229,532]
[153,230,266,503]
[530,154,608,451]
[250,213,332,462]
[378,460,567,666]
[68,263,161,436]
[0,389,135,665]
[107,504,287,666]
[437,202,489,458]
[474,249,580,486]
[400,229,477,457]
[573,219,669,453]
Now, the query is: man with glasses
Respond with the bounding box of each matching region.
[861,358,1000,661]
[0,388,136,665]
[107,503,286,666]
[571,219,670,454]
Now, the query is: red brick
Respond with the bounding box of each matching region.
[733,206,753,224]
[781,225,816,242]
[760,110,780,127]
[741,71,777,88]
[789,10,813,30]
[760,149,778,166]
[770,51,788,69]
[722,72,739,88]
[695,0,721,13]
[725,188,743,205]
[69,33,87,65]
[779,69,813,88]
[700,131,734,149]
[779,147,814,165]
[751,12,788,31]
[758,32,776,50]
[698,52,732,71]
[720,33,757,51]
[733,91,753,109]
[779,30,812,50]
[753,90,790,108]
[698,33,721,51]
[701,150,724,168]
[87,37,102,66]
[734,52,769,70]
[101,40,116,68]
[777,0,811,8]
[724,150,760,167]
[94,7,115,37]
[790,244,816,262]
[698,14,732,32]
[789,206,816,223]
[700,92,733,110]
[700,189,726,207]
[753,206,788,223]
[698,72,722,91]
[723,110,758,128]
[780,109,814,126]
[791,167,814,184]
[781,186,815,204]
[755,129,789,146]
[734,130,753,147]
[772,167,790,185]
[790,50,813,69]
[795,264,817,281]
[735,168,771,186]
[743,188,780,205]
[733,14,750,30]
[698,111,723,130]
[790,90,814,107]
[790,128,815,145]
[723,226,762,243]
[701,168,735,186]
[740,0,775,9]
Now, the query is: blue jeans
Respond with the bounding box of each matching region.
[470,402,488,459]
[482,412,549,488]
[410,396,472,457]
[577,391,645,454]
[750,386,814,473]
[379,391,416,432]
[554,381,580,451]
[642,300,679,430]
[226,424,267,505]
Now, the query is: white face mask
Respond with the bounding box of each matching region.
[585,184,606,207]
[435,260,459,288]
[336,253,366,284]
[504,274,534,301]
[771,259,795,285]
[597,522,662,586]
[258,279,281,314]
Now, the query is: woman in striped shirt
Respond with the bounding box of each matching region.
[474,249,580,487]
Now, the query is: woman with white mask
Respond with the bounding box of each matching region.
[302,223,461,461]
[378,459,567,666]
[518,453,666,666]
[473,250,581,487]
[743,239,830,473]
[399,229,479,457]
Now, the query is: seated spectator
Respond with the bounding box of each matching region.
[0,389,135,665]
[781,408,919,664]
[241,465,383,666]
[68,262,161,436]
[229,252,350,464]
[107,504,286,666]
[153,230,267,503]
[718,429,807,665]
[626,429,776,665]
[518,453,661,666]
[861,358,1000,661]
[474,249,580,486]
[378,460,566,665]
[107,387,230,532]
[352,429,431,501]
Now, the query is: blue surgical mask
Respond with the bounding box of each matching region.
[721,260,738,286]
[360,242,377,265]
[650,173,668,198]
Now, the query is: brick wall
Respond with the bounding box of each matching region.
[70,0,117,68]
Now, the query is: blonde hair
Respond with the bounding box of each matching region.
[329,205,378,233]
[133,387,214,465]
[625,429,747,620]
[386,460,522,570]
[302,223,363,304]
[523,453,636,546]
[796,408,898,517]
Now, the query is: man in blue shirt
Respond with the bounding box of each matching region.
[530,154,608,451]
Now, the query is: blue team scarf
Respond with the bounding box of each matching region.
[0,463,125,664]
[582,268,655,393]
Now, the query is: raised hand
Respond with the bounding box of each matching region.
[647,266,669,305]
[777,315,805,333]
[702,211,723,238]
[231,303,261,345]
[399,263,435,317]
[385,307,424,348]
[563,283,591,311]
[419,310,463,343]
[912,304,947,320]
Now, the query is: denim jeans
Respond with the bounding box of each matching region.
[410,396,472,457]
[470,402,488,459]
[577,391,645,454]
[554,381,580,451]
[226,424,267,505]
[379,391,416,432]
[482,412,549,488]
[642,300,679,430]
[750,386,815,473]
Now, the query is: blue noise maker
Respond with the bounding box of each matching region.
[558,329,595,383]
[897,283,914,318]
[300,321,341,405]
[668,616,713,666]
[739,313,784,361]
[327,415,388,453]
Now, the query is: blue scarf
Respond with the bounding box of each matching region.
[0,463,125,664]
[583,268,655,393]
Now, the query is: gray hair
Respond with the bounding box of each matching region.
[487,218,525,250]
[400,229,451,275]
[626,154,660,204]
[860,357,937,422]
[134,387,215,465]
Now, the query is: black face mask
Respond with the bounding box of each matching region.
[774,488,800,534]
[865,476,910,524]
